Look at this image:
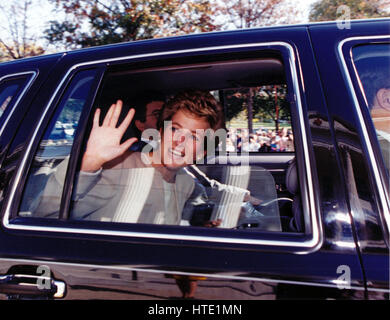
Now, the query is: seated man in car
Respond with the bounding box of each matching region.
[358,64,390,169]
[124,91,165,152]
[370,87,390,170]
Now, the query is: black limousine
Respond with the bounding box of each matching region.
[0,18,389,300]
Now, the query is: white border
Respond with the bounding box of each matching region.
[2,42,322,252]
[0,71,37,137]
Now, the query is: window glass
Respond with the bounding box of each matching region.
[352,43,390,174]
[64,57,302,234]
[0,75,30,123]
[220,85,294,153]
[19,69,97,218]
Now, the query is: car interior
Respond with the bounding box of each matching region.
[19,51,305,234]
[85,53,303,233]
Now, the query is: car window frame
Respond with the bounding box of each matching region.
[338,35,390,248]
[0,71,37,136]
[2,41,323,254]
[3,66,106,219]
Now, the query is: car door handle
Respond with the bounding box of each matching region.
[0,274,66,299]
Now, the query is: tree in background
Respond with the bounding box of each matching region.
[45,0,218,49]
[309,0,390,21]
[211,0,300,132]
[214,0,303,29]
[0,0,45,60]
[45,0,305,49]
[0,0,306,60]
[222,86,290,133]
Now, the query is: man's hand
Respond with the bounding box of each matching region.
[81,100,137,172]
[204,219,222,228]
[243,193,262,206]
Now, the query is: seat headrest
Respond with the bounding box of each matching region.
[286,159,298,195]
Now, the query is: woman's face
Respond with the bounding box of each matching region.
[160,109,211,170]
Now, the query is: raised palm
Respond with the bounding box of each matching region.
[81,100,137,171]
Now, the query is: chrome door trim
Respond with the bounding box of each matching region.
[0,71,37,137]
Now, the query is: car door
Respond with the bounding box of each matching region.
[335,29,390,297]
[0,26,367,300]
[309,20,390,299]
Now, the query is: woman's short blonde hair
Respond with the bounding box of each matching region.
[157,90,224,131]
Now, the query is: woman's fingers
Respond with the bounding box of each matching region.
[102,103,116,127]
[118,108,135,134]
[101,100,126,128]
[109,100,123,127]
[120,137,138,153]
[92,108,101,128]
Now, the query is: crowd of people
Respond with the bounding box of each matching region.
[222,127,294,153]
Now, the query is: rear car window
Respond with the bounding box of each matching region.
[352,43,390,175]
[19,69,97,218]
[346,41,390,250]
[0,73,34,131]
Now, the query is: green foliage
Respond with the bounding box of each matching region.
[309,0,389,21]
[45,0,218,49]
[252,85,290,121]
[223,86,290,127]
[217,0,302,29]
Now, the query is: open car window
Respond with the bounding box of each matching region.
[17,48,312,239]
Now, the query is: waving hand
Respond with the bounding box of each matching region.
[81,100,137,172]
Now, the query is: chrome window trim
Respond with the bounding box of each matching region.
[2,42,322,252]
[338,35,390,243]
[0,71,37,137]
